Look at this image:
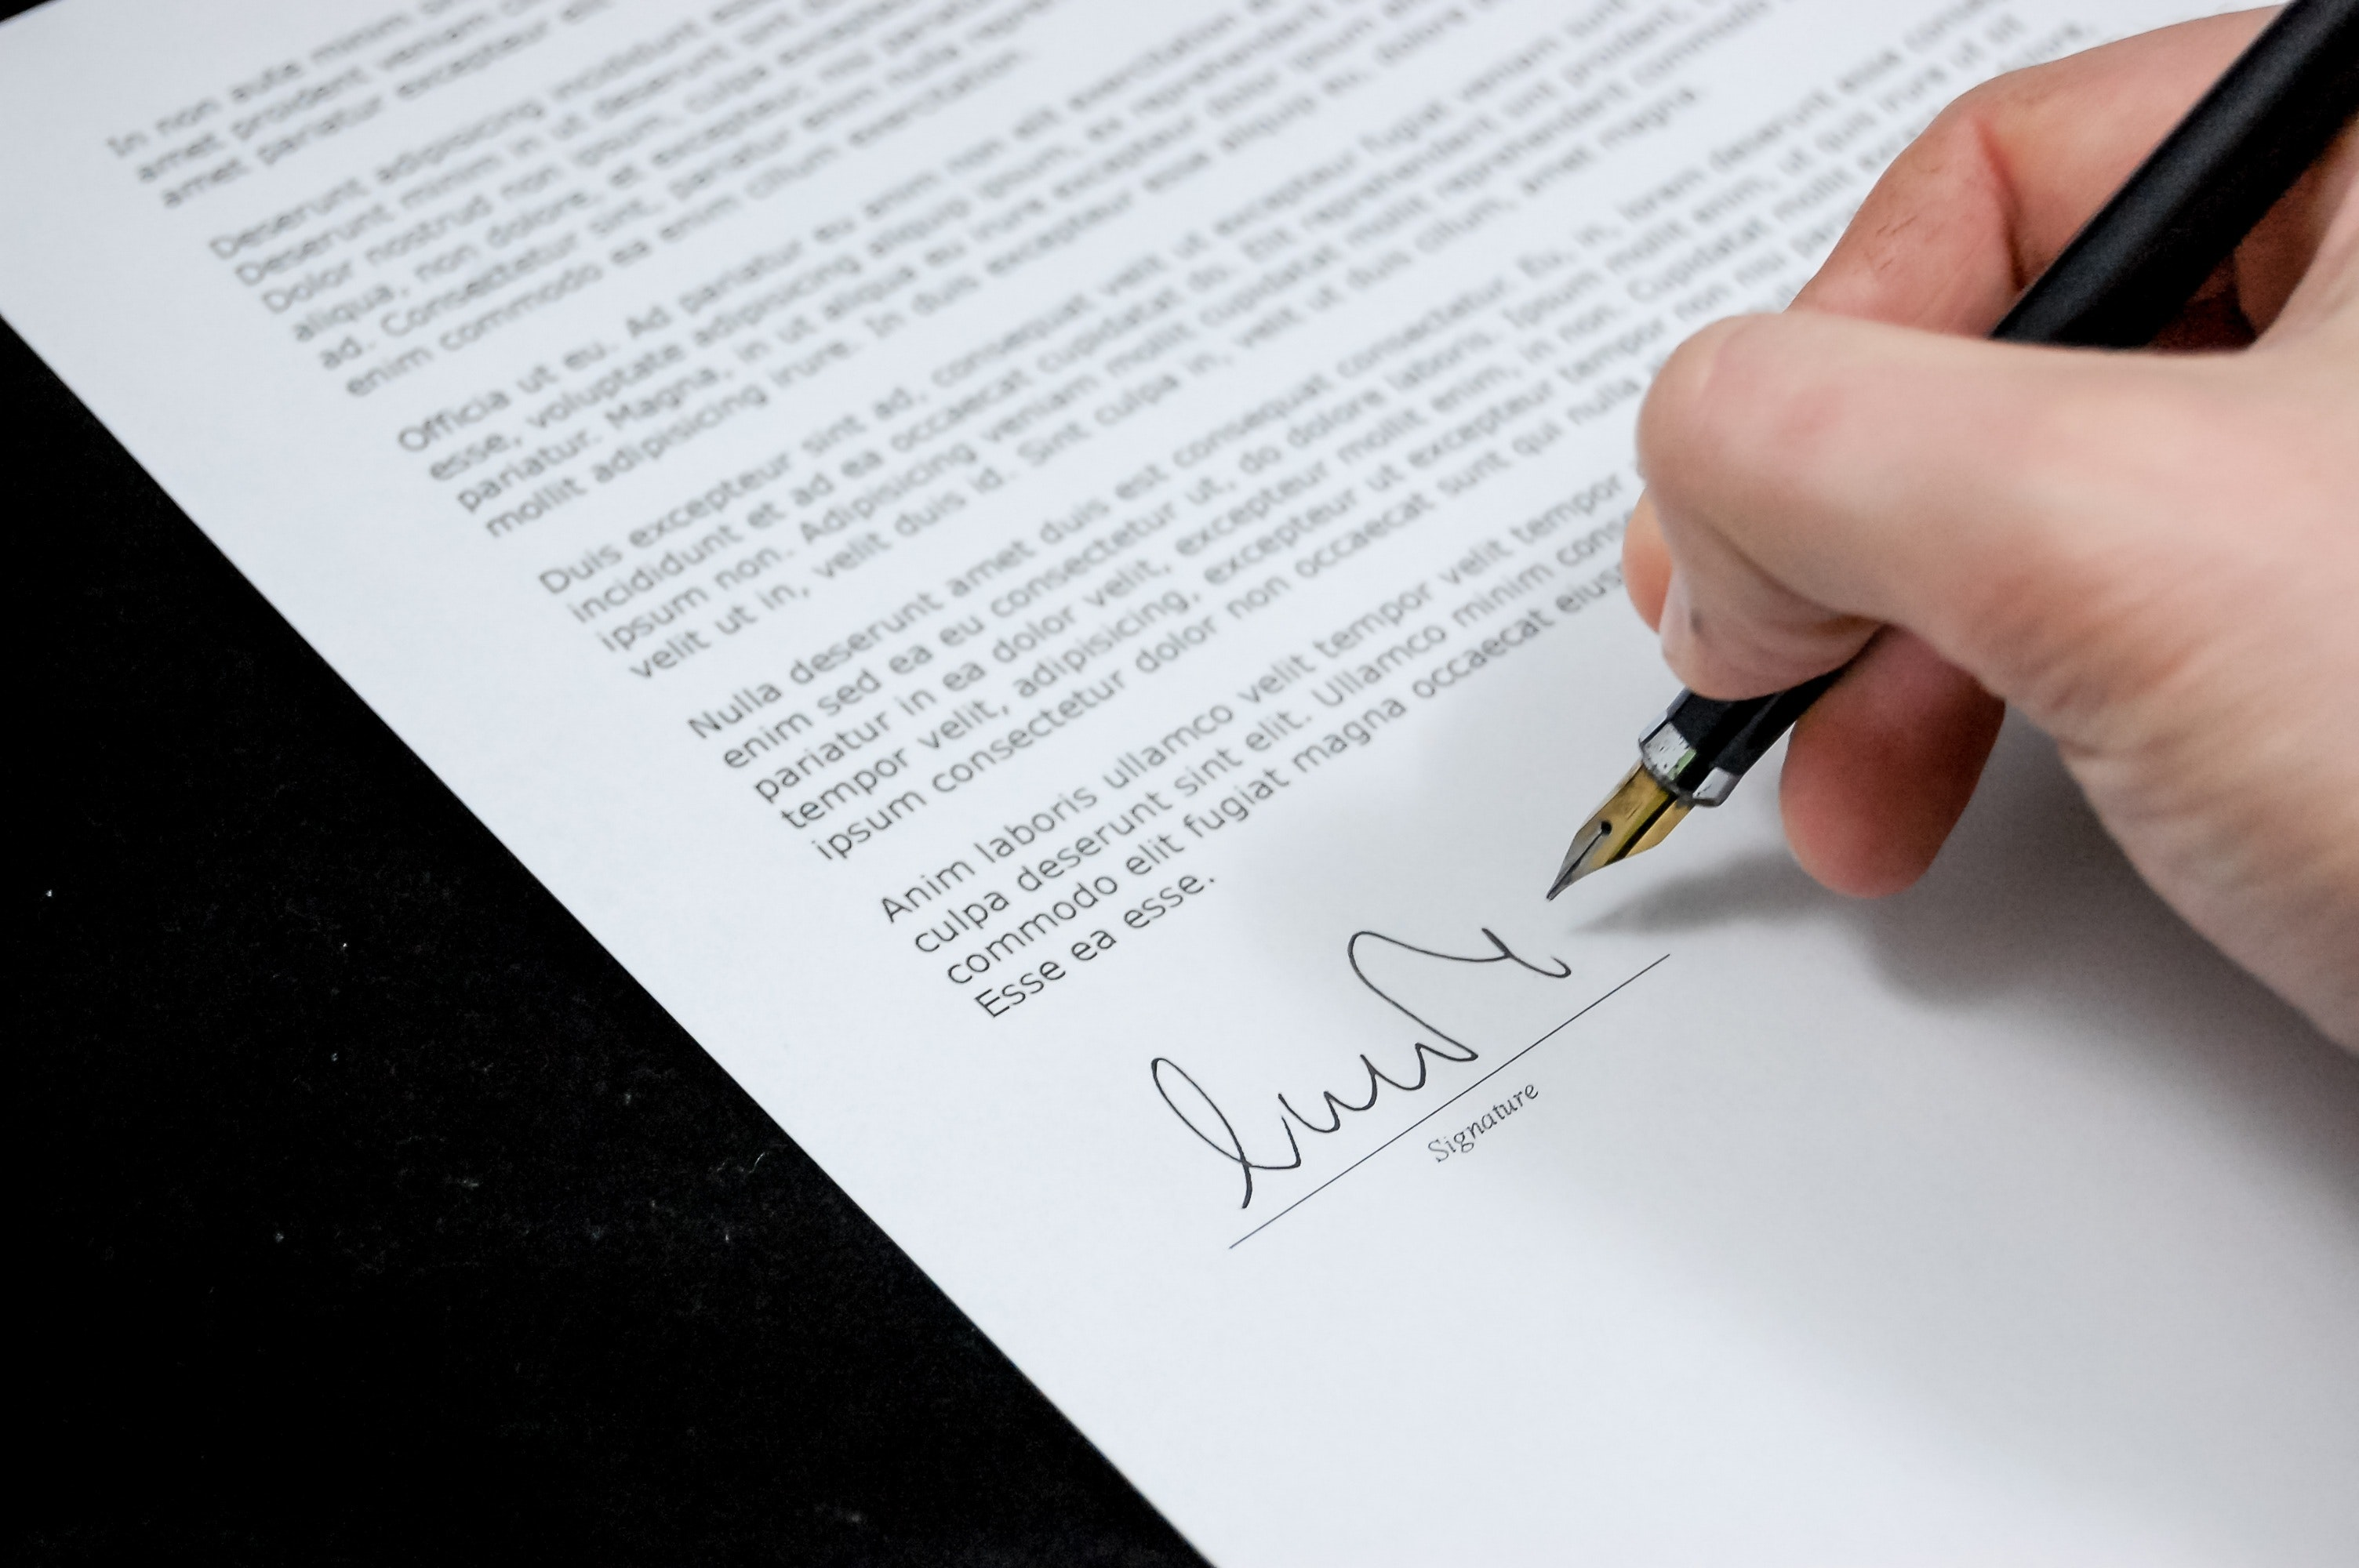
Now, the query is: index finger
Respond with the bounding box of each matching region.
[1794,8,2277,334]
[1623,7,2283,628]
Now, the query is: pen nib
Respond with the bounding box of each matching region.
[1546,764,1691,900]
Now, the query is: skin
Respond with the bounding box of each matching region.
[1622,9,2359,1047]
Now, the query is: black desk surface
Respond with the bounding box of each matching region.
[13,191,1201,1568]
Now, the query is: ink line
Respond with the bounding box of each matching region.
[1229,953,1670,1248]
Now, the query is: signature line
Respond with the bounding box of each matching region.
[1229,953,1670,1250]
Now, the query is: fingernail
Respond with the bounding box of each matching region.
[1659,572,1695,660]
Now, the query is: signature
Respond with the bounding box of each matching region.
[1151,929,1576,1209]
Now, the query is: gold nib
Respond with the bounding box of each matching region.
[1546,764,1690,900]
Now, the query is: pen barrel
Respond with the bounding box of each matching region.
[1993,0,2359,348]
[1639,673,1842,805]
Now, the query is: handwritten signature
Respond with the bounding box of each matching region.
[1151,929,1576,1208]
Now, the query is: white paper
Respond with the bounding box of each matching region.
[5,0,2355,1560]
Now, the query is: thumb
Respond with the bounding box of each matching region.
[1634,308,2210,717]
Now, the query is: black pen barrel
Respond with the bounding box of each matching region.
[1994,0,2359,348]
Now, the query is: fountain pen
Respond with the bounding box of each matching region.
[1550,0,2359,900]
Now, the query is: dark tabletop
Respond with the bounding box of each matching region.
[9,78,1203,1565]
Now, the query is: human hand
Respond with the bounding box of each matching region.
[1620,9,2359,1046]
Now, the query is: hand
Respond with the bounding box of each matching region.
[1621,9,2359,1047]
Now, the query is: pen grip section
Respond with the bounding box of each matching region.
[1642,673,1842,805]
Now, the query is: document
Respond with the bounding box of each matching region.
[5,0,2355,1559]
